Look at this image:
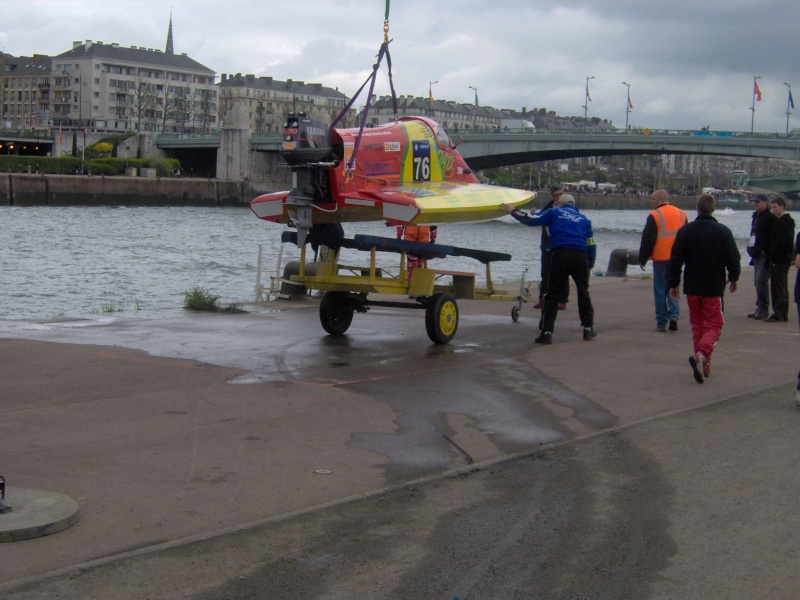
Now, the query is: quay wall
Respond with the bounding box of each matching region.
[1,174,276,207]
[0,174,782,210]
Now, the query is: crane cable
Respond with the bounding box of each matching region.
[330,0,398,181]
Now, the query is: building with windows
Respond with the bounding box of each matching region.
[0,53,51,130]
[50,20,217,134]
[367,95,505,131]
[217,73,354,132]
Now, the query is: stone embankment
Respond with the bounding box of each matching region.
[1,173,764,210]
[1,174,275,207]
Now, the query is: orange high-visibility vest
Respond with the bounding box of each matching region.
[650,204,688,261]
[401,225,431,244]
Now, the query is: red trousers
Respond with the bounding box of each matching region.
[686,295,725,360]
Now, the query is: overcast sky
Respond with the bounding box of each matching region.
[2,0,797,133]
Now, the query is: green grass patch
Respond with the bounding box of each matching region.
[183,287,246,313]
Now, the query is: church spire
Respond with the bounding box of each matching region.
[165,12,174,54]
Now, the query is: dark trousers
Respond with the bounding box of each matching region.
[753,254,770,314]
[541,247,594,334]
[540,250,569,303]
[769,262,790,320]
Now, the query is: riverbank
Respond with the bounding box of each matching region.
[1,173,782,209]
[0,174,273,207]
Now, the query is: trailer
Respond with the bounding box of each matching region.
[281,231,530,344]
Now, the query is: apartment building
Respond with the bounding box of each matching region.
[0,53,51,130]
[367,95,505,131]
[217,73,354,132]
[51,37,217,133]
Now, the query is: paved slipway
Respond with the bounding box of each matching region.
[0,273,798,599]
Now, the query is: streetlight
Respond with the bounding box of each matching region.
[784,82,793,137]
[622,81,631,132]
[428,80,438,115]
[583,76,595,130]
[750,75,761,135]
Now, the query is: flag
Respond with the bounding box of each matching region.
[474,90,479,108]
[586,86,592,102]
[790,89,795,110]
[754,80,762,101]
[628,96,634,110]
[429,84,433,106]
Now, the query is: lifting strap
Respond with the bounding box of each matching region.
[330,0,398,179]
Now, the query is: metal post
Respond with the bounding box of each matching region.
[750,75,761,136]
[584,76,595,130]
[784,82,792,137]
[622,81,631,132]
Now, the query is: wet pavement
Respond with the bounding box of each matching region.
[0,273,798,597]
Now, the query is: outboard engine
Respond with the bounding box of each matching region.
[280,114,337,246]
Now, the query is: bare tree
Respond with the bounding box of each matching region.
[217,86,234,127]
[131,77,156,132]
[159,84,181,133]
[195,88,216,133]
[172,87,194,133]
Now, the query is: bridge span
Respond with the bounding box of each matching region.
[152,128,800,171]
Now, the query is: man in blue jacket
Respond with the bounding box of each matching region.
[668,194,741,383]
[501,194,597,344]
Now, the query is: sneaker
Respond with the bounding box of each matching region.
[583,327,597,341]
[656,325,667,332]
[535,332,552,345]
[764,315,781,322]
[748,311,767,320]
[557,303,567,310]
[669,319,678,331]
[533,300,543,309]
[689,354,705,384]
[703,358,711,378]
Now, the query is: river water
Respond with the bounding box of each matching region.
[0,205,767,321]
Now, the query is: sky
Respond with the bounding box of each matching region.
[2,0,798,133]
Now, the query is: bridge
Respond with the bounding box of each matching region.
[4,127,799,190]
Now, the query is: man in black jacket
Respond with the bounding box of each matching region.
[669,194,741,383]
[746,194,777,319]
[765,196,795,322]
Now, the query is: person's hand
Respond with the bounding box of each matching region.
[640,264,646,271]
[499,203,514,213]
[669,287,680,300]
[729,281,738,293]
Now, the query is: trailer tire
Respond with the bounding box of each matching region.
[425,292,458,344]
[320,291,354,335]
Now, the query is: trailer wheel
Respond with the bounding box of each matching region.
[425,292,458,344]
[320,291,354,335]
[511,305,520,322]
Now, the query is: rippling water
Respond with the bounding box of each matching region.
[0,205,763,320]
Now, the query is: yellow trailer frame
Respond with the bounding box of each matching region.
[286,233,530,344]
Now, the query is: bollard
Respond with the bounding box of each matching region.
[606,248,640,277]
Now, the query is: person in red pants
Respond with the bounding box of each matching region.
[668,194,741,383]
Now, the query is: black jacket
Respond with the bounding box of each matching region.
[768,213,796,266]
[668,214,741,297]
[747,208,777,261]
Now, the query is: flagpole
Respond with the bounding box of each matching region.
[784,82,792,137]
[750,75,761,136]
[583,76,595,130]
[622,81,631,132]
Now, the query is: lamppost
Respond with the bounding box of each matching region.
[750,75,761,135]
[622,81,631,132]
[428,80,438,116]
[583,76,595,130]
[784,82,793,137]
[469,85,478,129]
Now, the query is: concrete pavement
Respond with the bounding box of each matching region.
[0,271,798,597]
